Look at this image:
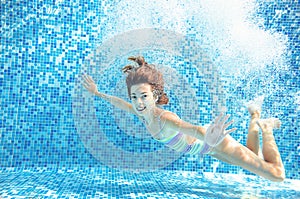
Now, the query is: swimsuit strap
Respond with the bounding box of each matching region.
[152,110,169,139]
[157,110,181,130]
[157,110,169,130]
[156,110,180,137]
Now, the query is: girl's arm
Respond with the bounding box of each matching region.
[94,91,136,114]
[161,112,235,143]
[82,74,137,115]
[160,111,206,140]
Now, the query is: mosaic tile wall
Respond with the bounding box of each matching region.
[1,0,299,179]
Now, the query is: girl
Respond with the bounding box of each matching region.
[82,56,285,182]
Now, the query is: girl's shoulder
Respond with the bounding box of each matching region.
[157,109,180,123]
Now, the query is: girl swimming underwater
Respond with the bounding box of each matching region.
[82,56,285,182]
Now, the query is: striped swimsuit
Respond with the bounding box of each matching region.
[150,111,206,155]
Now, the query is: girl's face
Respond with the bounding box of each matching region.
[130,83,156,116]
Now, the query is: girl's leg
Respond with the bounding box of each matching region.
[212,134,285,182]
[247,110,260,155]
[257,118,283,166]
[208,96,285,181]
[246,96,264,155]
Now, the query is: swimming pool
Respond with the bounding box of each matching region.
[1,0,299,198]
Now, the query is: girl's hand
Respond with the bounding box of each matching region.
[204,113,237,147]
[82,74,98,94]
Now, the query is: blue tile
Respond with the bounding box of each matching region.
[0,0,299,197]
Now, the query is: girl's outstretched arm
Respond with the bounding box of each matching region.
[82,74,136,115]
[160,111,235,143]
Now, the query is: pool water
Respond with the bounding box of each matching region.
[1,168,300,198]
[1,0,299,198]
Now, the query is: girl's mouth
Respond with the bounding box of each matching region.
[137,106,146,112]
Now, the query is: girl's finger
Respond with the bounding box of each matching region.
[87,75,94,83]
[220,114,230,126]
[82,80,92,90]
[82,83,89,90]
[82,78,90,86]
[82,74,89,83]
[83,74,92,83]
[225,128,237,135]
[223,119,234,129]
[214,113,223,124]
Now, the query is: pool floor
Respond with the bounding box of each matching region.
[1,168,299,199]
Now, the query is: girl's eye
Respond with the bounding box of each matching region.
[132,96,137,99]
[143,95,148,98]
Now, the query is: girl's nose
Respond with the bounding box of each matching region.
[137,98,143,104]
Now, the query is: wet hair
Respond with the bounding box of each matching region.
[122,56,169,105]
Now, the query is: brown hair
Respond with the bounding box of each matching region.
[122,56,169,105]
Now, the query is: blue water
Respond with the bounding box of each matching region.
[1,0,299,198]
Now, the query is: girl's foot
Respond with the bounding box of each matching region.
[257,118,281,132]
[247,96,264,134]
[246,96,264,116]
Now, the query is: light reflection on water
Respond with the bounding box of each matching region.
[0,169,299,198]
